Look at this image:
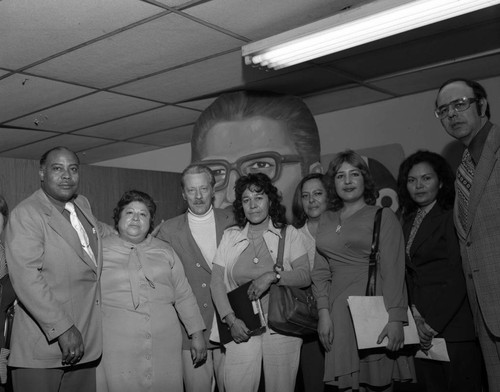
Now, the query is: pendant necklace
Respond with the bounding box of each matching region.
[336,211,342,234]
[250,235,265,264]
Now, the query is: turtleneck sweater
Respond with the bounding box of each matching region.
[188,206,217,269]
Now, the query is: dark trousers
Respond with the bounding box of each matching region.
[414,340,482,392]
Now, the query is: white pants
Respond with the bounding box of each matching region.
[182,348,225,392]
[223,328,302,392]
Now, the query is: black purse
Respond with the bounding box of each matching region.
[267,226,318,336]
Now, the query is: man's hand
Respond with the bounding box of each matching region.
[58,325,84,366]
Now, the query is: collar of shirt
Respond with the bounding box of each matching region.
[468,121,492,166]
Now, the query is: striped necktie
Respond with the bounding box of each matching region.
[65,202,97,266]
[406,208,426,257]
[456,148,474,229]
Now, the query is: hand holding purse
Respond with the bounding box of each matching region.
[267,226,318,336]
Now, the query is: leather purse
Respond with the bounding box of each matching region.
[267,226,318,336]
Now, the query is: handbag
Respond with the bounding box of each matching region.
[267,226,318,336]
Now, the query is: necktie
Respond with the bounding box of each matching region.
[406,208,426,257]
[456,148,475,229]
[65,202,97,266]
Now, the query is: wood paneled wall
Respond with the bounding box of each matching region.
[0,157,185,226]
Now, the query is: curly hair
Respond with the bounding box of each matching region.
[113,190,157,234]
[326,150,378,211]
[291,173,331,228]
[397,150,455,220]
[233,173,287,229]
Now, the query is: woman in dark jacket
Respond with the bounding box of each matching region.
[398,150,482,391]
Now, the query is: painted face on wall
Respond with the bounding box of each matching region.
[194,116,303,219]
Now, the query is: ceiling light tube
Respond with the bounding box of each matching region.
[243,0,500,70]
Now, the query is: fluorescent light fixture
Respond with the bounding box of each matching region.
[242,0,500,70]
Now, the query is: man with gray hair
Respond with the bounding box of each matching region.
[156,164,233,392]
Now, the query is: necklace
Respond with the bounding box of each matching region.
[336,211,342,234]
[250,235,265,264]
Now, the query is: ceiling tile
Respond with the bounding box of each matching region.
[78,142,161,164]
[0,74,94,123]
[370,55,500,96]
[0,0,163,70]
[113,51,245,102]
[6,92,162,132]
[27,13,245,88]
[178,97,216,111]
[1,134,112,160]
[75,105,200,139]
[184,0,373,40]
[0,128,59,152]
[304,86,392,115]
[130,125,192,146]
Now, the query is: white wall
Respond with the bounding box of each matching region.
[95,75,500,173]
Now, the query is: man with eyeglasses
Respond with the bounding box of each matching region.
[156,164,233,392]
[435,78,500,390]
[190,91,322,221]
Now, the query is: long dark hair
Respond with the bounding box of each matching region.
[326,150,378,211]
[291,173,330,228]
[397,150,455,220]
[233,173,287,229]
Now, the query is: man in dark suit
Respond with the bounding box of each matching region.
[156,164,233,392]
[5,147,102,392]
[435,78,500,390]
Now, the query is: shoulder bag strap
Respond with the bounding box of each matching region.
[366,208,383,296]
[276,225,287,271]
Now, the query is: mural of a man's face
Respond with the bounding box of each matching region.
[194,115,304,216]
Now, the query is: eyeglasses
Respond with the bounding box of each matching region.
[193,151,302,191]
[434,97,478,119]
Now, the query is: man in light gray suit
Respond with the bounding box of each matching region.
[5,147,102,392]
[156,164,233,392]
[435,78,500,390]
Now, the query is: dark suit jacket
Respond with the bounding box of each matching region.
[156,208,234,350]
[404,204,475,342]
[5,189,102,368]
[455,123,500,337]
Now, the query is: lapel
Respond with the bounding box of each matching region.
[466,125,500,235]
[38,190,98,273]
[214,208,232,245]
[408,204,444,259]
[74,196,101,274]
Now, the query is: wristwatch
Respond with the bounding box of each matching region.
[274,271,281,283]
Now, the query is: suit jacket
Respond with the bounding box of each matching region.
[156,208,234,350]
[454,122,500,337]
[404,204,475,342]
[5,189,103,368]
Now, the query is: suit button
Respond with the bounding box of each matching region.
[202,283,207,288]
[466,241,472,247]
[468,273,473,279]
[203,303,208,308]
[196,263,201,267]
[96,299,100,305]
